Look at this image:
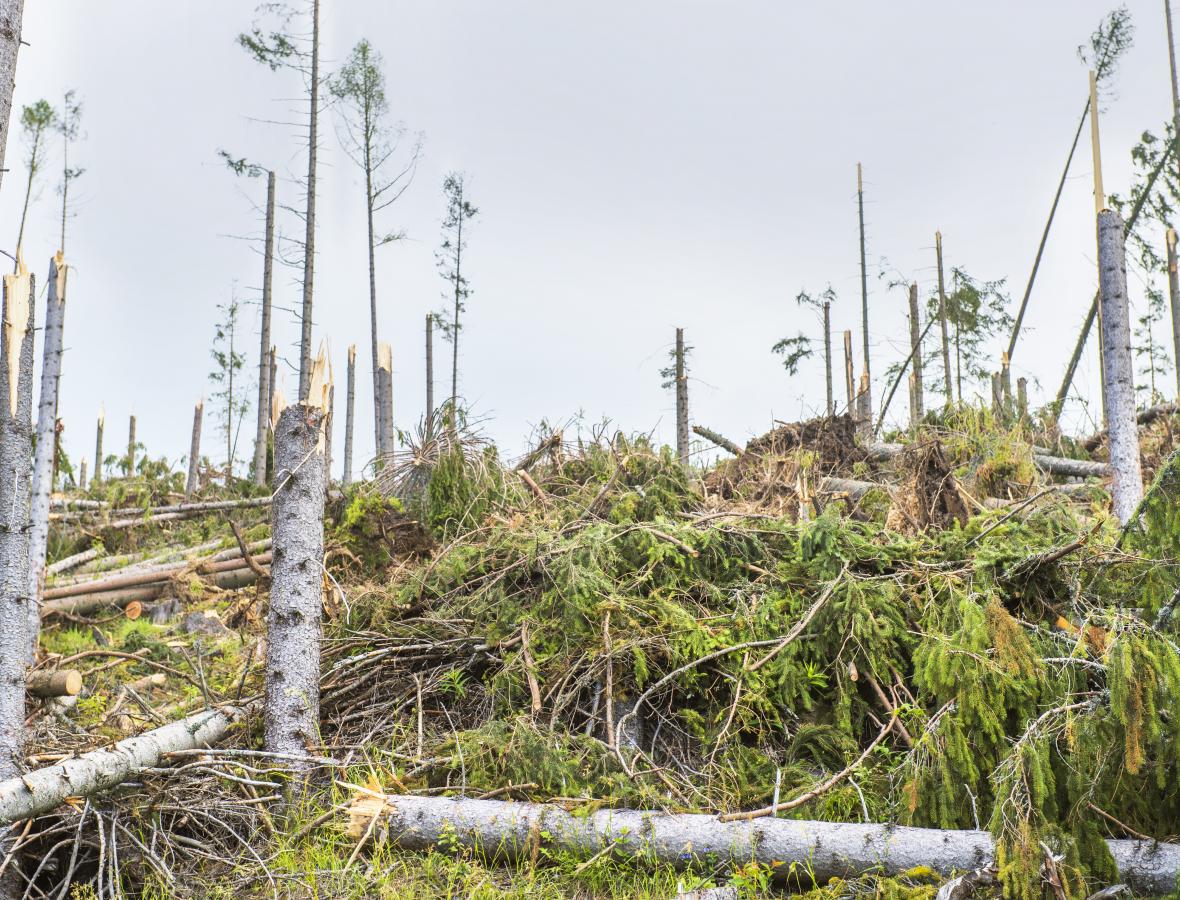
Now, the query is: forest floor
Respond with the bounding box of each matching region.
[17,405,1180,899]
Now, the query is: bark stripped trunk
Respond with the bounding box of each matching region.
[323,384,334,490]
[0,1,25,200]
[185,400,203,497]
[342,345,356,486]
[265,394,327,790]
[253,170,276,486]
[377,342,394,459]
[856,163,871,426]
[126,414,136,477]
[1097,209,1143,523]
[352,794,1180,896]
[297,0,321,403]
[425,313,434,424]
[0,260,34,900]
[675,327,688,466]
[27,255,66,657]
[935,232,953,404]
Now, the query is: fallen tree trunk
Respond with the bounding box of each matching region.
[42,551,272,601]
[868,442,1110,479]
[357,794,1180,895]
[41,561,267,618]
[45,546,99,576]
[1081,402,1179,453]
[691,425,744,457]
[51,495,272,524]
[0,706,240,825]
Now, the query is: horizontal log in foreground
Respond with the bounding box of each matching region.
[0,707,240,825]
[25,670,82,698]
[364,794,1180,895]
[40,562,267,618]
[868,443,1110,479]
[43,551,272,601]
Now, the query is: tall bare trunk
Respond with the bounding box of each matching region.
[296,0,320,403]
[185,401,203,498]
[907,283,922,427]
[92,409,103,484]
[0,1,24,200]
[1090,69,1109,425]
[935,232,953,404]
[27,255,67,658]
[1097,210,1143,523]
[0,260,34,899]
[675,327,688,466]
[265,399,326,791]
[126,414,136,477]
[425,313,434,423]
[843,330,854,416]
[856,163,871,425]
[1169,229,1180,400]
[823,302,832,416]
[365,124,382,457]
[377,342,394,458]
[253,171,276,486]
[343,345,356,485]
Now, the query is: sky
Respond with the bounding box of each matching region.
[5,1,1179,477]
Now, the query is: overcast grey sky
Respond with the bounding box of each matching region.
[5,2,1177,475]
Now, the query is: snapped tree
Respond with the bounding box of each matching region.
[772,286,836,414]
[208,297,250,479]
[435,173,478,410]
[56,89,83,254]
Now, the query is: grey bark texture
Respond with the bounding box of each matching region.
[264,403,326,784]
[935,232,953,404]
[907,282,923,425]
[297,0,321,403]
[0,707,238,826]
[425,313,434,423]
[823,301,832,416]
[692,425,743,457]
[27,255,67,657]
[361,794,1180,895]
[0,265,35,899]
[253,170,276,487]
[323,384,334,490]
[0,1,24,200]
[185,401,203,497]
[1168,229,1180,401]
[843,330,854,415]
[675,327,688,466]
[856,163,872,426]
[126,414,136,477]
[92,412,103,484]
[1096,210,1144,523]
[342,345,355,486]
[1017,377,1029,421]
[78,457,87,491]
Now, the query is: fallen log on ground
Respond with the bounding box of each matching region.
[691,425,744,457]
[868,442,1110,479]
[0,706,241,825]
[45,546,100,576]
[351,793,1180,895]
[1081,402,1179,452]
[25,670,82,698]
[51,496,272,524]
[40,562,267,618]
[42,551,272,601]
[57,538,269,586]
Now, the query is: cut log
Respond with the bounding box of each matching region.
[52,495,272,524]
[25,670,81,698]
[45,546,99,576]
[0,706,240,825]
[42,551,272,601]
[354,794,1180,896]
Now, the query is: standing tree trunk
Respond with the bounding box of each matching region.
[907,282,923,426]
[935,232,953,405]
[675,327,688,466]
[323,384,335,490]
[342,345,356,486]
[185,400,203,498]
[1167,0,1180,216]
[843,330,854,417]
[253,170,276,487]
[377,342,394,459]
[26,254,67,658]
[365,117,382,458]
[78,457,87,491]
[856,163,871,426]
[92,409,103,485]
[0,1,25,200]
[126,414,136,477]
[425,313,434,424]
[1097,210,1144,524]
[268,347,278,414]
[1164,235,1180,397]
[1090,69,1109,425]
[296,0,321,403]
[0,260,34,899]
[823,302,833,417]
[265,399,326,792]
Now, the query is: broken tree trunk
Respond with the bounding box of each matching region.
[935,232,953,405]
[868,441,1110,479]
[78,457,87,491]
[675,327,689,466]
[823,301,833,416]
[27,254,67,656]
[185,400,203,497]
[343,345,356,486]
[253,169,276,487]
[0,260,35,798]
[92,408,104,484]
[1169,229,1180,400]
[25,670,81,699]
[907,282,923,427]
[692,425,743,457]
[1097,209,1143,523]
[323,383,335,490]
[296,0,321,402]
[856,163,871,427]
[0,706,240,826]
[265,399,327,788]
[377,342,394,459]
[350,794,1180,896]
[843,330,854,416]
[126,414,136,477]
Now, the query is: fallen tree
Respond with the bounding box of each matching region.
[0,706,241,825]
[353,793,1180,895]
[868,442,1110,479]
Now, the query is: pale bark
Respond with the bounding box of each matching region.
[935,232,953,404]
[867,441,1110,479]
[675,327,688,466]
[1168,229,1180,401]
[323,383,335,490]
[1097,210,1143,523]
[92,410,103,484]
[185,400,203,497]
[359,795,1179,895]
[27,255,67,656]
[253,170,276,486]
[856,163,871,425]
[691,425,743,457]
[377,343,394,459]
[42,551,272,602]
[0,707,239,826]
[54,495,271,522]
[843,330,854,416]
[425,313,434,423]
[907,282,922,426]
[343,345,356,485]
[126,414,136,477]
[25,670,80,698]
[265,403,326,784]
[297,0,321,402]
[0,0,25,199]
[78,457,87,491]
[822,301,833,416]
[0,262,34,900]
[45,547,98,577]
